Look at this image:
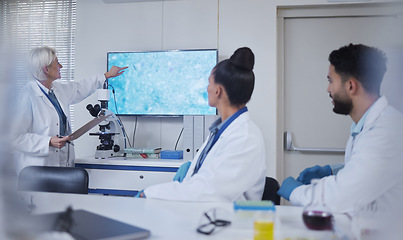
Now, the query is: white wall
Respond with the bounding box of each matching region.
[74,0,400,178]
[74,0,218,158]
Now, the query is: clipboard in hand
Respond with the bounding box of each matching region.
[69,114,112,141]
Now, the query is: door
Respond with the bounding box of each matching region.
[277,4,403,190]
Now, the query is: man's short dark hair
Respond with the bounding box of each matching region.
[329,44,387,95]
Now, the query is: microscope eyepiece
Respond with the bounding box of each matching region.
[94,104,101,114]
[86,104,99,117]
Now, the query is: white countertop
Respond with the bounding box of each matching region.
[18,192,354,240]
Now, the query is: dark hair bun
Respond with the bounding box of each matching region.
[229,47,255,71]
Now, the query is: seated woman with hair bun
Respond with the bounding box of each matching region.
[137,47,267,202]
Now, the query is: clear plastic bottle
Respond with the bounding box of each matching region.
[302,179,333,231]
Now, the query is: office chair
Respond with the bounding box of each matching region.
[18,166,89,194]
[262,176,281,205]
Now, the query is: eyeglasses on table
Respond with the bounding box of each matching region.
[197,208,231,235]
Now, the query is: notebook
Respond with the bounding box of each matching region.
[33,208,150,240]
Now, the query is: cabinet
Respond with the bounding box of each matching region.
[75,157,184,196]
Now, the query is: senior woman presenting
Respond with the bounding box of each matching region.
[137,47,266,201]
[12,46,127,175]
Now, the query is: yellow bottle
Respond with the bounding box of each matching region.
[254,220,274,240]
[233,200,275,239]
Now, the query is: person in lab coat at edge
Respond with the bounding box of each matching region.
[12,46,127,175]
[137,47,266,201]
[278,44,403,234]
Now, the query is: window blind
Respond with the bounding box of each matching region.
[0,0,77,129]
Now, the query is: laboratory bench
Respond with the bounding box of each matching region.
[75,156,185,196]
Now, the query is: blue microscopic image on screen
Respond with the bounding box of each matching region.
[107,50,217,116]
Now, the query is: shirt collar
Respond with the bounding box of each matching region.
[209,106,248,134]
[209,117,224,135]
[350,105,372,137]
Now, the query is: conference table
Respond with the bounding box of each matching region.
[20,191,354,240]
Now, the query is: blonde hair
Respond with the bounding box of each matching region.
[28,46,57,81]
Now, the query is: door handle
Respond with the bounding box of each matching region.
[284,131,345,153]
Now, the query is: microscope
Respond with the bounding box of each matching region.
[86,83,126,159]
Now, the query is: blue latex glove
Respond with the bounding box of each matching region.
[296,165,332,184]
[134,189,146,198]
[277,177,303,201]
[173,161,191,182]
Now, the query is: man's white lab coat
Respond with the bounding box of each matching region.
[290,96,403,215]
[144,112,267,202]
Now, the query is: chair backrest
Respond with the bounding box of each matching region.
[262,176,280,205]
[18,166,89,194]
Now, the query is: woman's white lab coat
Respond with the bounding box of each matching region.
[12,74,106,174]
[290,96,403,214]
[144,112,267,202]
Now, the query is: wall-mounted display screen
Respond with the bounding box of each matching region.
[107,49,218,116]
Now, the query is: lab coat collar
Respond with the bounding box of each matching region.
[32,80,57,110]
[31,80,44,96]
[35,80,49,92]
[350,96,388,137]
